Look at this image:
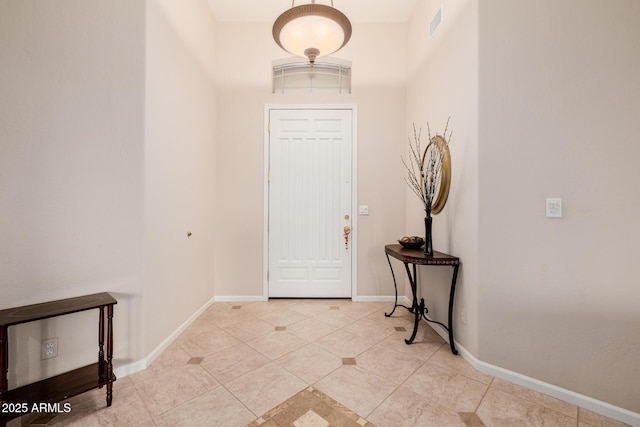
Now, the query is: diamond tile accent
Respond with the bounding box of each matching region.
[293,410,329,427]
[248,387,375,427]
[459,411,486,426]
[13,300,627,427]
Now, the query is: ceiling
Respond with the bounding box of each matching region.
[206,0,419,23]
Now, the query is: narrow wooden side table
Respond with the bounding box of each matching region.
[0,293,116,426]
[384,244,460,354]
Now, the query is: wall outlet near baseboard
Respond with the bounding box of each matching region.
[460,308,467,325]
[42,337,58,360]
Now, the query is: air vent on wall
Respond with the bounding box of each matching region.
[430,6,442,38]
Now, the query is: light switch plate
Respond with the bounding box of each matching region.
[359,205,369,215]
[546,198,562,218]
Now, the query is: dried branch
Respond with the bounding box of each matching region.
[401,120,450,217]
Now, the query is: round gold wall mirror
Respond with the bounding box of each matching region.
[421,135,451,215]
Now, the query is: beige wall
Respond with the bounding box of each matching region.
[143,0,218,356]
[407,0,640,415]
[0,0,219,385]
[3,0,638,417]
[0,0,146,386]
[214,22,407,298]
[405,0,480,354]
[478,0,640,413]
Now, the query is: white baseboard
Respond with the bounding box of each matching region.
[213,295,397,303]
[113,295,216,379]
[474,358,640,426]
[113,359,146,379]
[114,294,639,425]
[397,297,640,426]
[214,295,268,302]
[352,295,397,303]
[113,294,389,377]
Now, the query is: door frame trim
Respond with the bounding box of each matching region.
[263,104,358,300]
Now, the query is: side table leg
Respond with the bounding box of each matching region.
[447,265,460,355]
[384,253,399,317]
[106,304,114,407]
[1,326,7,427]
[98,306,105,386]
[404,263,420,345]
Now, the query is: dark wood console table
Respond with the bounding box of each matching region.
[384,244,460,354]
[0,293,116,426]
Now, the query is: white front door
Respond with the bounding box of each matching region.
[268,108,353,298]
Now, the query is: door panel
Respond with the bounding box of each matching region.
[268,109,352,298]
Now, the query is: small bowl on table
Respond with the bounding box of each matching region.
[398,239,424,249]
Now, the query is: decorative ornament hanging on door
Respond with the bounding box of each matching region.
[343,225,351,250]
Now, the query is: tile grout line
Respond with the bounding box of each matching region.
[243,304,360,424]
[469,375,495,426]
[35,300,627,427]
[357,331,446,420]
[132,379,162,423]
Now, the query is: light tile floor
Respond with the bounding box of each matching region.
[10,299,632,427]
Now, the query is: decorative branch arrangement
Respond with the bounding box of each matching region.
[402,119,452,217]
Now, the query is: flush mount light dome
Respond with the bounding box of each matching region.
[273,1,352,64]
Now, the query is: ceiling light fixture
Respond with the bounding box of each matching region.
[272,0,352,64]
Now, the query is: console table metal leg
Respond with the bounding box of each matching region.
[384,245,460,355]
[384,253,399,317]
[447,265,459,355]
[404,263,420,345]
[385,253,412,317]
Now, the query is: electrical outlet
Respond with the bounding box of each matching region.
[42,337,58,360]
[460,308,467,325]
